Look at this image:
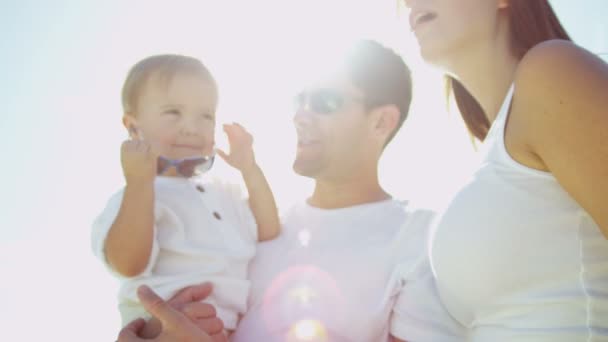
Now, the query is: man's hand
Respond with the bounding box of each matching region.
[216,123,256,174]
[121,139,158,185]
[167,283,226,339]
[117,285,226,342]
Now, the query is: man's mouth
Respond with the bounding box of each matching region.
[297,132,324,148]
[296,130,321,146]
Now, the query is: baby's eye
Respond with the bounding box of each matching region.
[163,109,181,116]
[202,113,215,121]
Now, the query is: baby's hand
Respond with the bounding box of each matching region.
[216,123,256,174]
[121,139,158,185]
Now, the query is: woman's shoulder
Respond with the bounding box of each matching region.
[514,39,607,106]
[521,39,592,62]
[511,40,607,149]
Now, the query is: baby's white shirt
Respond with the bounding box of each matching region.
[91,176,257,329]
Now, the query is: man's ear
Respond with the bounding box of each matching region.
[372,105,400,144]
[122,113,140,139]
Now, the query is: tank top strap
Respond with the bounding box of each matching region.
[498,84,515,121]
[483,84,515,145]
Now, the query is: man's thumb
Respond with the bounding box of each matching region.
[138,285,183,328]
[117,318,146,342]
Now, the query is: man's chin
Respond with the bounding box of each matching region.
[292,159,321,178]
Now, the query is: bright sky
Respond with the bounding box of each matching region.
[0,1,606,340]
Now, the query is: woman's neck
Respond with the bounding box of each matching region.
[445,21,519,122]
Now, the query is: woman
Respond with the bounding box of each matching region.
[394,0,608,341]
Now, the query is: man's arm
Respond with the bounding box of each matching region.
[390,256,465,341]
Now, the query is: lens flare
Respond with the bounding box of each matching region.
[261,265,346,337]
[289,285,317,305]
[298,229,311,246]
[288,319,328,341]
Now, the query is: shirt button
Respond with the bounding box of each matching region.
[213,212,222,220]
[196,185,205,192]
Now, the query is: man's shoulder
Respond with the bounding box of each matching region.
[393,198,437,222]
[404,205,437,225]
[387,202,438,270]
[395,200,438,240]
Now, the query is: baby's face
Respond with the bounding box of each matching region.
[128,72,218,160]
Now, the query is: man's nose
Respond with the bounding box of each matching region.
[293,108,315,128]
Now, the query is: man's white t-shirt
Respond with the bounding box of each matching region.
[232,199,454,342]
[91,176,257,329]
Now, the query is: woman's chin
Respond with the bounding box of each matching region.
[419,46,455,71]
[418,44,442,65]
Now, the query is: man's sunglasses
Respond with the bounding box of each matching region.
[157,154,214,178]
[294,89,366,114]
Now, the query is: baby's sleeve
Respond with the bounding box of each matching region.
[390,257,465,341]
[90,190,160,277]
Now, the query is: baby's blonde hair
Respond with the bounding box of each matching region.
[121,54,217,113]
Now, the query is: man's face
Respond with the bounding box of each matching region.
[292,75,377,180]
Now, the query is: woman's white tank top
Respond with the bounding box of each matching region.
[431,85,608,341]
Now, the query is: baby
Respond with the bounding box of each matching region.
[91,54,280,336]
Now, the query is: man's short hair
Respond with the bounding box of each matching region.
[342,40,412,145]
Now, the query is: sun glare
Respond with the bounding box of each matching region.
[4,1,604,341]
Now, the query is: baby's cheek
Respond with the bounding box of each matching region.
[154,136,177,154]
[202,139,215,155]
[156,134,173,145]
[204,127,216,148]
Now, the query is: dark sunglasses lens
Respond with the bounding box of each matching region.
[177,158,205,177]
[294,92,306,110]
[310,90,343,114]
[157,157,169,175]
[198,156,214,173]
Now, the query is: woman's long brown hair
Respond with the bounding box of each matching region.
[447,0,571,141]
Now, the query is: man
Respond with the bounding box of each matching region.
[118,40,458,342]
